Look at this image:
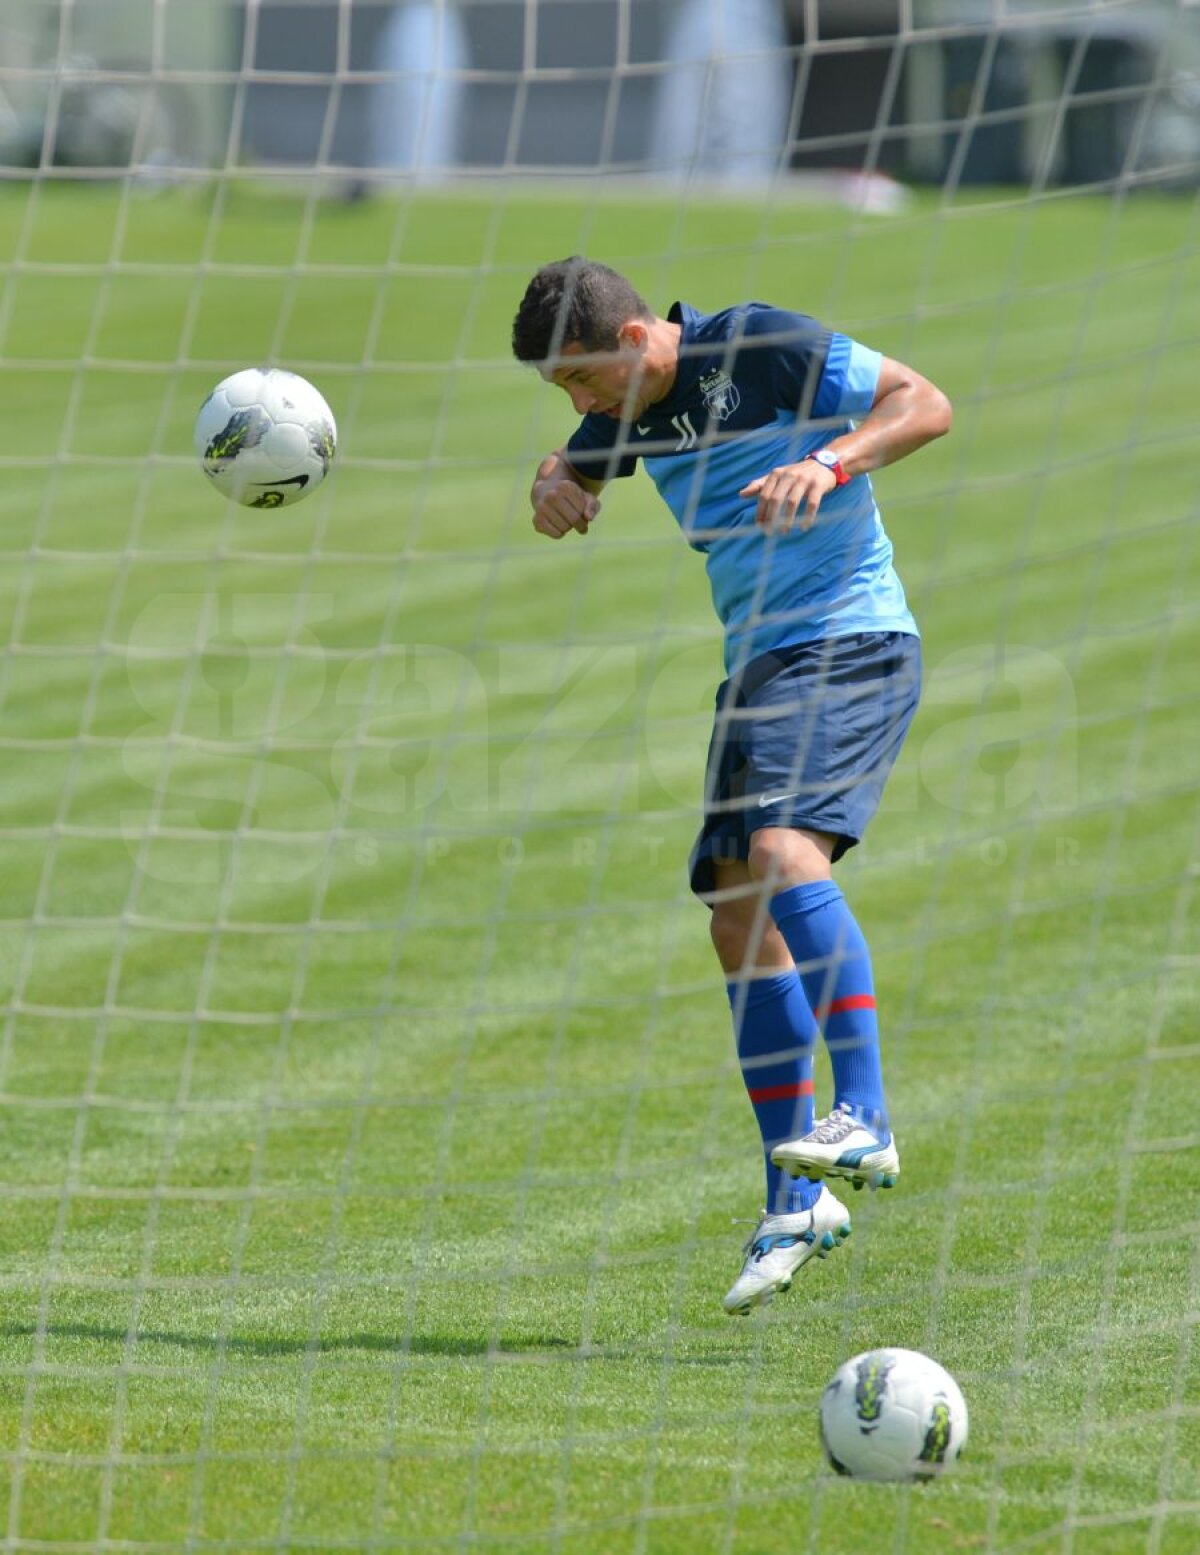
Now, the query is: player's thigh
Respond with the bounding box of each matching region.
[708,859,792,974]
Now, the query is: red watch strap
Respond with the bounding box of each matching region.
[805,450,851,486]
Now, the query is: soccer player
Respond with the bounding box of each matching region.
[511,258,951,1315]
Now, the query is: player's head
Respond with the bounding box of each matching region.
[512,257,651,362]
[512,257,656,418]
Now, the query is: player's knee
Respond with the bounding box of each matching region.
[709,903,754,973]
[746,828,797,885]
[747,827,833,888]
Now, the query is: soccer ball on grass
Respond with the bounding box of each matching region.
[195,368,336,508]
[819,1347,968,1482]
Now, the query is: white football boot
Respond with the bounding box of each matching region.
[722,1184,852,1316]
[771,1102,899,1192]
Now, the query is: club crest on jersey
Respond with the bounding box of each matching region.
[700,368,740,421]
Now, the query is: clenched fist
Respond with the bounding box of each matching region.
[532,477,600,538]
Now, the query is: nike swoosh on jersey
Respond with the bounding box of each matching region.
[637,423,654,435]
[757,791,802,807]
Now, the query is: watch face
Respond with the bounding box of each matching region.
[815,450,836,466]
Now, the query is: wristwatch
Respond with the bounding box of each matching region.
[804,448,851,486]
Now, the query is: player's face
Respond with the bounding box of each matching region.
[545,330,648,420]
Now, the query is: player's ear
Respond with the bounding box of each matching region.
[616,319,648,350]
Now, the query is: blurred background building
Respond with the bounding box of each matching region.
[0,0,1197,186]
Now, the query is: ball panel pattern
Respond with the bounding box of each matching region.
[818,1348,968,1482]
[195,368,337,508]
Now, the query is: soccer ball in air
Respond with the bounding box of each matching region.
[819,1348,968,1482]
[195,368,336,508]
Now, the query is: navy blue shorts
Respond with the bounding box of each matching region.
[689,632,922,899]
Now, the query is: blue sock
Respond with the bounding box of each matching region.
[727,972,820,1215]
[768,882,889,1135]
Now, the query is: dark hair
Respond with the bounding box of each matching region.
[511,257,652,365]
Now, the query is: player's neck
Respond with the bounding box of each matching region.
[644,318,683,406]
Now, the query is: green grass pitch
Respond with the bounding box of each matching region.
[0,181,1197,1553]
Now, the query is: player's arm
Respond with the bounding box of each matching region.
[824,356,952,477]
[530,447,606,539]
[743,356,952,534]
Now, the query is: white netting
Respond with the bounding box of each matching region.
[0,2,1198,1551]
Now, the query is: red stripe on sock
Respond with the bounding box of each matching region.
[748,1079,815,1103]
[818,994,877,1018]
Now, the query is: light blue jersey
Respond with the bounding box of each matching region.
[566,302,918,673]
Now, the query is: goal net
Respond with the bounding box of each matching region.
[1,1,1197,1550]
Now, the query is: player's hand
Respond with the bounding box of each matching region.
[532,478,600,539]
[740,461,837,534]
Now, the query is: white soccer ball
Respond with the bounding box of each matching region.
[819,1347,968,1482]
[195,368,336,509]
